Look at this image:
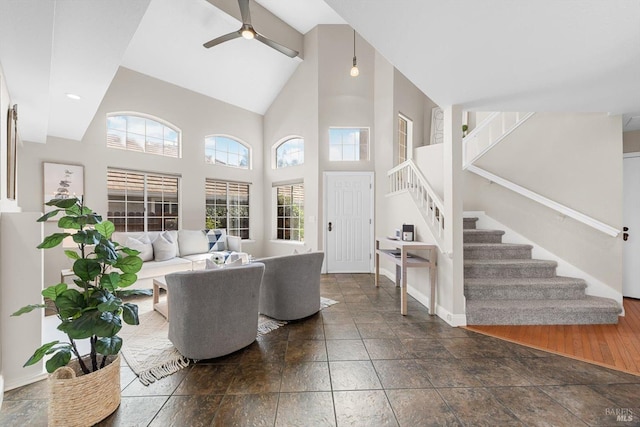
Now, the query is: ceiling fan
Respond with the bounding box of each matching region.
[203,0,299,58]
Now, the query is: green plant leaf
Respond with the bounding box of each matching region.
[117,273,138,288]
[72,230,100,245]
[116,288,152,298]
[46,198,79,208]
[55,289,85,318]
[122,303,139,325]
[64,250,80,260]
[66,204,82,216]
[45,348,72,373]
[41,283,68,301]
[73,258,102,281]
[115,255,143,274]
[57,216,81,230]
[119,247,140,256]
[95,221,115,239]
[94,240,118,264]
[96,336,122,355]
[59,310,122,339]
[96,294,122,313]
[23,341,60,366]
[37,233,70,249]
[100,272,120,292]
[85,214,103,225]
[11,304,45,316]
[37,209,61,222]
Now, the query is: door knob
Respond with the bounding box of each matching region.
[328,222,333,232]
[623,226,629,241]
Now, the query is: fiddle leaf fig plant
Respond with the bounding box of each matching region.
[12,197,145,374]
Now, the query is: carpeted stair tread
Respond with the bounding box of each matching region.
[466,296,622,325]
[463,229,505,243]
[464,259,557,267]
[465,276,587,287]
[464,277,587,300]
[464,243,533,260]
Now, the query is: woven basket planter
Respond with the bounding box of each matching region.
[48,354,121,427]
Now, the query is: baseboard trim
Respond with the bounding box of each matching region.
[379,267,466,326]
[4,373,48,392]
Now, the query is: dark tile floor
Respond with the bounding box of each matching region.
[2,274,640,426]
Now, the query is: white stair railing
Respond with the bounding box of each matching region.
[388,159,445,249]
[463,112,535,169]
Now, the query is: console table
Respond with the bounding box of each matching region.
[153,276,169,319]
[374,237,437,315]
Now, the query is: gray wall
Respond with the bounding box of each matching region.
[623,130,640,153]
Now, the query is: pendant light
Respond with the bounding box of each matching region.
[350,29,359,77]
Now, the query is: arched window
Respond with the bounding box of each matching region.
[205,135,250,169]
[275,137,304,168]
[106,113,180,158]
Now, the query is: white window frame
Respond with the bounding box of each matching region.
[273,136,304,169]
[273,182,304,242]
[398,113,414,164]
[328,127,370,161]
[205,134,252,169]
[205,179,251,239]
[107,169,180,232]
[106,112,181,158]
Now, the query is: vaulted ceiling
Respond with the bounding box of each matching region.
[1,0,639,144]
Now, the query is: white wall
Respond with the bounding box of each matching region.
[465,112,623,293]
[19,67,266,291]
[263,28,320,256]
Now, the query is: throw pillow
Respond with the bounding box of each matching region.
[178,229,209,256]
[125,235,153,262]
[152,231,178,262]
[206,229,227,252]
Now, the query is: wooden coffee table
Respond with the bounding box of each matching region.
[153,276,169,319]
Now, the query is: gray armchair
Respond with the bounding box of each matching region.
[258,252,325,320]
[165,263,265,360]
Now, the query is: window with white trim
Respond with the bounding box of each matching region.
[205,135,250,169]
[106,114,180,158]
[329,127,370,161]
[107,169,179,232]
[276,183,304,241]
[275,137,304,168]
[205,179,250,239]
[398,114,413,164]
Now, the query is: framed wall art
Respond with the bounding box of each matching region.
[43,162,84,214]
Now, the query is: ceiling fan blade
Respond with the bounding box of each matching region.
[203,31,242,48]
[238,0,251,25]
[254,32,299,58]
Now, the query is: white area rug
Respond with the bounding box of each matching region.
[120,297,338,385]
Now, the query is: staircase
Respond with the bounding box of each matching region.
[464,217,622,325]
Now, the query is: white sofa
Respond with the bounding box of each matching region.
[106,229,243,290]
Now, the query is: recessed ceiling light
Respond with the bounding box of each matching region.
[65,93,81,100]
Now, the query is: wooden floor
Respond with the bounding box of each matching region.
[466,297,640,376]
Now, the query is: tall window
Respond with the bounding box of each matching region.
[107,169,179,232]
[329,127,370,161]
[107,113,180,158]
[276,184,304,241]
[206,179,250,239]
[398,114,413,164]
[205,135,250,169]
[275,137,304,168]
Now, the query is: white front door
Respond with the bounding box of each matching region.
[324,172,373,273]
[623,154,640,298]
